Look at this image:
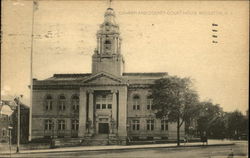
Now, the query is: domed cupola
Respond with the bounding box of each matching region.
[92,7,125,76]
[95,7,121,55]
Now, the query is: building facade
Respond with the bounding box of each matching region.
[32,8,184,144]
[0,100,30,144]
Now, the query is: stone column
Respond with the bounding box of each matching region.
[88,90,94,134]
[112,90,117,122]
[79,88,87,137]
[113,37,117,54]
[118,86,127,139]
[118,38,121,53]
[116,37,118,54]
[101,36,104,54]
[97,37,100,54]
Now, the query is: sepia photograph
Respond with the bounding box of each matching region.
[0,0,249,157]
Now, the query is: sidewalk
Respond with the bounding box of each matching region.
[0,139,235,155]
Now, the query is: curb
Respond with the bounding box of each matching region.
[0,143,235,155]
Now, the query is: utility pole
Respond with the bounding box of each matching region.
[8,126,13,157]
[17,101,20,153]
[14,95,23,153]
[29,0,38,142]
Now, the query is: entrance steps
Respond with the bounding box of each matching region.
[93,134,109,139]
[82,134,109,146]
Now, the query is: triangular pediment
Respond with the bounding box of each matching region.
[81,72,126,85]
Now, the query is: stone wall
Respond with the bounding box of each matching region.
[127,87,185,140]
[32,89,80,139]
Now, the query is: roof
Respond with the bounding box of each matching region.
[53,73,92,78]
[123,72,167,76]
[43,73,92,81]
[43,72,167,80]
[33,72,168,86]
[1,100,29,110]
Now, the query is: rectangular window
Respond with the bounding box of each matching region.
[59,101,66,111]
[2,129,6,137]
[133,96,140,110]
[147,105,150,110]
[147,120,154,131]
[72,101,79,111]
[58,120,66,130]
[102,104,106,109]
[96,104,101,109]
[132,120,140,131]
[96,93,113,110]
[45,119,53,130]
[137,105,140,110]
[46,101,52,110]
[108,104,112,109]
[147,98,152,110]
[133,105,136,110]
[133,105,140,110]
[71,120,79,130]
[161,120,168,131]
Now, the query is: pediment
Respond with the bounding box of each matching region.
[81,72,126,85]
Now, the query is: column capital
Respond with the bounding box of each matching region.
[87,89,94,94]
[111,89,118,94]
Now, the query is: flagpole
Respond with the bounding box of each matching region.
[29,0,37,142]
[108,0,112,8]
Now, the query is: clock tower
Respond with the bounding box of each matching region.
[92,8,125,76]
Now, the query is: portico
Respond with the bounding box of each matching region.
[78,73,128,142]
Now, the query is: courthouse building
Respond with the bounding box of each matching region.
[32,7,184,144]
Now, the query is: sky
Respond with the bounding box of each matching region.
[1,0,249,114]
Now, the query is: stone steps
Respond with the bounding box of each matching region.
[81,134,109,146]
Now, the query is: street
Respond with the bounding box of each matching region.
[1,141,247,158]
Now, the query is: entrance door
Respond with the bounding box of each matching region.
[98,123,109,134]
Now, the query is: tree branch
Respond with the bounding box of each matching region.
[179,119,184,128]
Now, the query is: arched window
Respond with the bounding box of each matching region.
[58,95,66,111]
[45,95,53,111]
[104,40,111,51]
[146,95,153,110]
[71,95,79,111]
[132,95,140,110]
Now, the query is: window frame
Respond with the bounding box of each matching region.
[146,119,155,131]
[71,95,79,111]
[161,119,168,131]
[95,93,112,110]
[58,120,66,130]
[131,120,140,131]
[71,119,79,131]
[44,119,53,131]
[58,95,66,111]
[146,96,153,110]
[45,95,53,111]
[132,95,140,110]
